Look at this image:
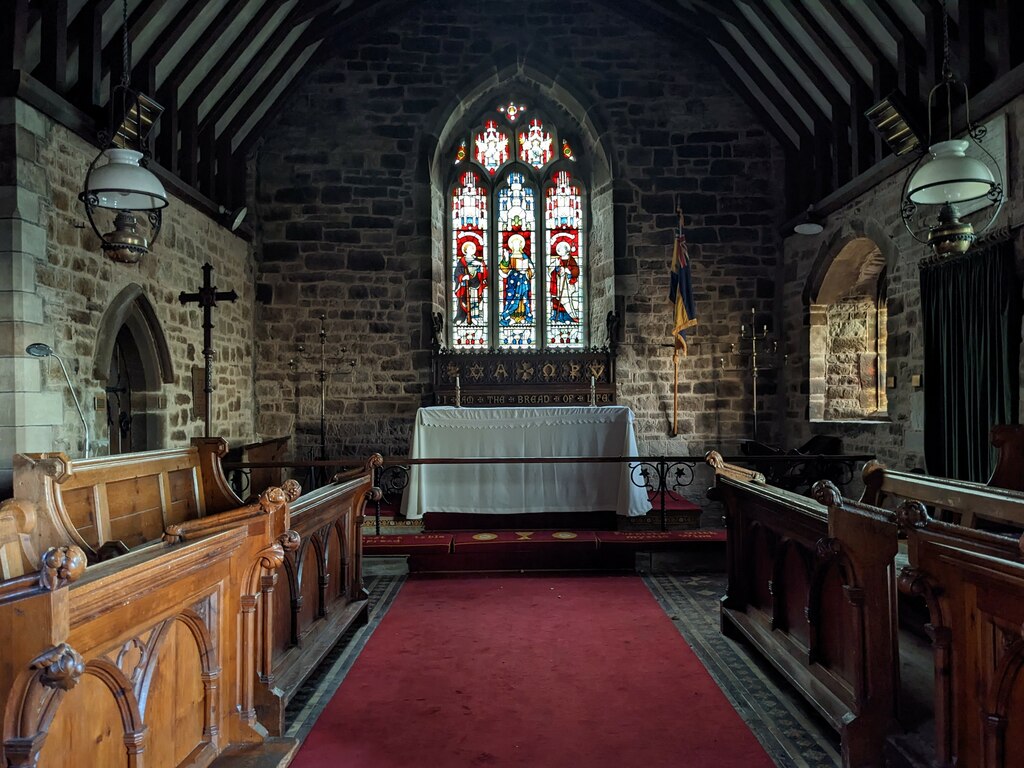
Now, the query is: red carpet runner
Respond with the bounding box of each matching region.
[291,576,775,767]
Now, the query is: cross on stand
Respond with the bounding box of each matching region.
[179,263,237,437]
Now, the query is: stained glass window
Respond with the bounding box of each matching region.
[544,170,584,348]
[451,170,489,349]
[473,120,509,175]
[518,119,554,169]
[446,104,587,351]
[497,172,537,348]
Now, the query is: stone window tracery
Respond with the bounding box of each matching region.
[447,102,586,351]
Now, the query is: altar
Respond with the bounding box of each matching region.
[399,406,652,519]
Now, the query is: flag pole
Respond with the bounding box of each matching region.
[671,208,685,437]
[672,346,679,436]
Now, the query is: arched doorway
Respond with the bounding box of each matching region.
[94,285,174,454]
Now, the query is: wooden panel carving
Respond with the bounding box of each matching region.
[256,465,375,736]
[432,347,616,407]
[38,670,132,768]
[710,454,900,768]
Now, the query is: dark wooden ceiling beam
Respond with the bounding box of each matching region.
[197,2,315,138]
[177,0,286,186]
[994,0,1024,76]
[736,0,852,186]
[70,0,115,110]
[704,49,803,213]
[4,0,30,70]
[100,0,170,91]
[818,3,897,163]
[708,18,811,157]
[778,0,875,176]
[722,10,834,192]
[956,0,990,95]
[861,0,923,105]
[36,0,69,94]
[153,0,242,174]
[205,20,321,202]
[292,0,348,24]
[136,0,210,96]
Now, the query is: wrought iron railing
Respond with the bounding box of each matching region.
[224,453,873,535]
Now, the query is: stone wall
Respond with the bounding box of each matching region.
[824,298,879,420]
[0,99,256,494]
[252,0,786,465]
[780,94,1024,473]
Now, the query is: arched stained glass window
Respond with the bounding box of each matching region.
[447,101,587,351]
[545,170,584,347]
[451,170,489,347]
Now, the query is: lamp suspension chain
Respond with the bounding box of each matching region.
[121,0,131,87]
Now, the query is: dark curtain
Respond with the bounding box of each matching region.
[920,240,1021,481]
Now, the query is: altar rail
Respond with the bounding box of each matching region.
[225,453,873,535]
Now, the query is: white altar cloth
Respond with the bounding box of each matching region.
[399,406,652,519]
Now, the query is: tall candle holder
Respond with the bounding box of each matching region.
[288,314,356,462]
[721,307,786,442]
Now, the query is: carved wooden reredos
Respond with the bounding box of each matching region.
[431,312,619,407]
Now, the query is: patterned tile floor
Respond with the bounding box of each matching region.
[285,573,841,767]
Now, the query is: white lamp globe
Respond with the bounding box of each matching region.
[85,148,169,210]
[907,139,996,205]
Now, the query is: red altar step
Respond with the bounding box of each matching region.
[363,529,726,572]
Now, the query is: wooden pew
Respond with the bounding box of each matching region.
[0,484,299,767]
[897,501,1024,768]
[862,425,1024,530]
[256,457,380,736]
[0,439,379,762]
[1,437,253,578]
[706,451,899,768]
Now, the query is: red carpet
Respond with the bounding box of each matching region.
[291,576,774,767]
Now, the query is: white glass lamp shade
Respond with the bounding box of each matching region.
[794,220,824,236]
[85,148,168,210]
[907,139,996,205]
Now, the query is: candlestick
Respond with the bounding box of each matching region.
[590,375,596,406]
[455,374,461,408]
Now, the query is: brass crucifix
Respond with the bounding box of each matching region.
[179,263,238,437]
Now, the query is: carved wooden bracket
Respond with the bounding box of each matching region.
[38,546,87,591]
[811,479,843,507]
[895,500,930,530]
[29,643,85,691]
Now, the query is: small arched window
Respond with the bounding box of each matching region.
[448,101,586,350]
[808,237,888,421]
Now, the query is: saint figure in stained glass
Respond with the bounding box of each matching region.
[499,230,535,336]
[451,171,489,348]
[549,236,580,323]
[545,170,584,347]
[454,238,487,324]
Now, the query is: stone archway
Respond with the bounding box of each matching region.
[93,284,173,452]
[807,237,888,421]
